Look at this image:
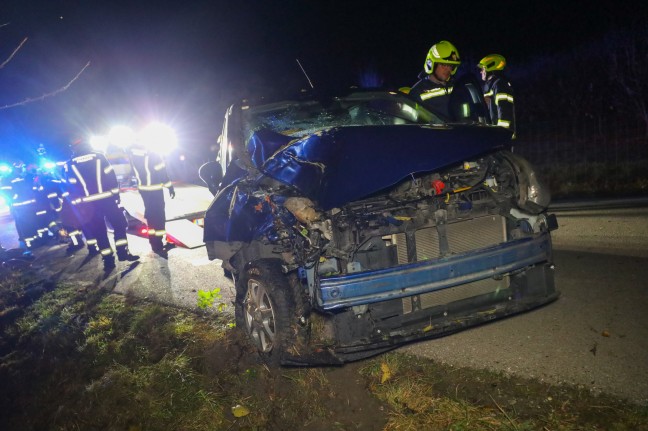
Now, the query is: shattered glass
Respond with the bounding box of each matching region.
[242,93,443,141]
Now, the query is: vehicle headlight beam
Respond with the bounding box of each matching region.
[139,122,178,155]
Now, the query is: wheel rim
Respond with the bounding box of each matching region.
[243,278,276,353]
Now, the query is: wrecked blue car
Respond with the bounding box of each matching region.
[203,78,559,365]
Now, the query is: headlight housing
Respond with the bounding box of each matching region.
[502,152,551,214]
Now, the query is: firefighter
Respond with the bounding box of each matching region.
[5,162,39,253]
[59,188,98,255]
[478,54,516,138]
[409,40,461,120]
[126,141,175,256]
[52,162,97,255]
[33,164,64,243]
[64,139,139,271]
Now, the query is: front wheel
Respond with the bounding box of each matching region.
[235,260,302,365]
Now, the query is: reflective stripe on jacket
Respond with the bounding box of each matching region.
[483,75,516,136]
[64,153,120,203]
[129,148,172,191]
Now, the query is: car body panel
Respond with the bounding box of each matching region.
[258,125,510,210]
[204,124,511,244]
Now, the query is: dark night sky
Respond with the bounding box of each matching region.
[0,0,645,163]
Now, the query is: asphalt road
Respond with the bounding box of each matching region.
[3,200,647,405]
[0,186,234,315]
[403,206,648,405]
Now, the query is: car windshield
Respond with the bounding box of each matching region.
[241,91,444,140]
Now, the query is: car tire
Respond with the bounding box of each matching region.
[235,259,302,365]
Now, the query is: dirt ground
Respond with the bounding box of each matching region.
[194,319,390,430]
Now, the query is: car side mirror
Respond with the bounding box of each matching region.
[198,161,223,196]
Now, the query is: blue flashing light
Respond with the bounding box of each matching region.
[41,160,57,171]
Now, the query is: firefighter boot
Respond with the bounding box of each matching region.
[117,249,140,262]
[150,237,167,257]
[66,238,85,255]
[149,236,164,252]
[66,230,87,255]
[103,255,116,272]
[66,242,84,255]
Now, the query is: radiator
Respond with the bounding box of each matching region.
[393,215,509,313]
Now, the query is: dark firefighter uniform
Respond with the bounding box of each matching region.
[34,169,64,241]
[409,72,455,120]
[483,76,515,136]
[478,54,516,138]
[4,169,39,250]
[64,146,138,269]
[49,165,95,253]
[128,147,175,252]
[408,41,461,121]
[59,188,96,253]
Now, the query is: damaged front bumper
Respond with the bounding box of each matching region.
[281,231,559,364]
[318,233,553,310]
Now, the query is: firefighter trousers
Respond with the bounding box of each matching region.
[140,189,167,250]
[77,198,129,258]
[10,204,39,248]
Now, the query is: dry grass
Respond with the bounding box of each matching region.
[361,353,648,431]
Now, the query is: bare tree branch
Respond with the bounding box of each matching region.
[0,37,28,70]
[0,61,91,110]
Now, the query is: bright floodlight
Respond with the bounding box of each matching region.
[89,135,109,153]
[139,122,178,154]
[108,125,137,149]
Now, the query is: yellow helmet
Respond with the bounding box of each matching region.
[478,54,506,72]
[424,40,461,75]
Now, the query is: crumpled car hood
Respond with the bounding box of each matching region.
[251,124,511,210]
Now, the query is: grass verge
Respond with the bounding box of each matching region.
[361,353,648,431]
[1,265,647,430]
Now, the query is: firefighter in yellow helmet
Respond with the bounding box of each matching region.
[478,54,516,138]
[408,40,461,120]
